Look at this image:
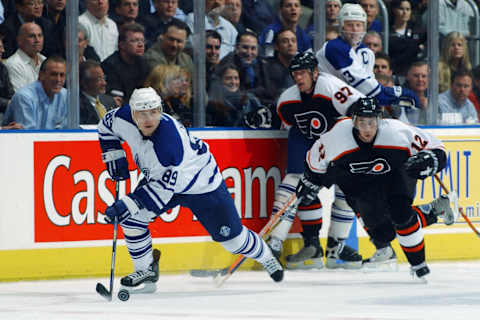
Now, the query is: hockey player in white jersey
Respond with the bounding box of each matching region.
[296,97,458,281]
[98,87,284,290]
[267,51,365,269]
[316,4,420,109]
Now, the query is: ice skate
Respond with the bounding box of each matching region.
[285,245,324,270]
[362,245,398,271]
[261,252,284,282]
[431,193,459,226]
[118,249,161,300]
[325,237,362,269]
[410,262,430,283]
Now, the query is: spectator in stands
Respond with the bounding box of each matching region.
[263,28,296,124]
[111,0,139,28]
[185,0,238,60]
[144,64,193,126]
[205,29,222,91]
[207,63,265,127]
[102,23,150,105]
[325,0,341,27]
[5,22,46,91]
[60,24,101,63]
[218,30,276,107]
[240,0,275,34]
[1,0,58,58]
[438,69,478,124]
[359,0,381,33]
[388,0,426,77]
[0,33,16,128]
[79,0,118,61]
[325,25,339,41]
[403,60,428,124]
[141,0,184,46]
[438,31,472,93]
[42,0,66,55]
[2,56,68,129]
[374,52,404,85]
[363,31,382,54]
[468,65,480,121]
[259,0,311,57]
[222,0,245,34]
[144,19,193,78]
[79,60,117,124]
[422,0,475,39]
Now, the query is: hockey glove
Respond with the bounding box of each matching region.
[295,175,321,205]
[404,150,439,179]
[102,149,130,181]
[104,195,143,224]
[397,86,421,109]
[245,106,272,129]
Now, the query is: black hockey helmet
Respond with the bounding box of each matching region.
[350,97,382,117]
[289,51,318,73]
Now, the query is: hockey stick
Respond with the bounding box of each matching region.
[434,174,480,238]
[96,182,120,301]
[214,194,301,287]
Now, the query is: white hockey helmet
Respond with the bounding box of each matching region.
[129,87,163,113]
[338,3,367,28]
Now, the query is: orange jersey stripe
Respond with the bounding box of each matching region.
[302,218,323,225]
[397,220,420,236]
[401,241,425,253]
[298,203,323,210]
[413,206,427,228]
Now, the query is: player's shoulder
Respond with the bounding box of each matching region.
[323,117,353,140]
[277,84,301,105]
[150,114,184,167]
[376,119,419,145]
[323,37,353,69]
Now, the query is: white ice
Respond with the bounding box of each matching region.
[1,261,479,320]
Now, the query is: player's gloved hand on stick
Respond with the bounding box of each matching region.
[104,195,143,224]
[102,149,130,181]
[245,106,272,129]
[295,175,321,205]
[404,150,439,179]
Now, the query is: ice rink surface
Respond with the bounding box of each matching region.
[1,261,479,320]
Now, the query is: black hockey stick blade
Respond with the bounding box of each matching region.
[96,282,112,301]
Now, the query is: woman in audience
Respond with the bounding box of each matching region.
[144,64,193,127]
[207,64,265,127]
[438,31,472,93]
[388,0,426,77]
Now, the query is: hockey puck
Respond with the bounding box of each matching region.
[118,289,130,301]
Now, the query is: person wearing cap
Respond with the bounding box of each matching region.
[97,87,285,290]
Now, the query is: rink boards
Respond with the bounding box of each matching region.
[0,127,479,281]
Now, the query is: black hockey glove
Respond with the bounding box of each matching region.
[245,106,272,129]
[295,175,321,205]
[102,149,130,181]
[404,150,439,179]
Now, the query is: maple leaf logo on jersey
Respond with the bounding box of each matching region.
[349,158,391,175]
[294,111,328,139]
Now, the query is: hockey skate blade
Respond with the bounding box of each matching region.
[190,268,227,278]
[119,282,157,298]
[95,283,112,301]
[286,258,323,270]
[362,260,399,272]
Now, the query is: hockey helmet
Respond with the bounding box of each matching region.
[289,51,318,73]
[338,3,367,28]
[350,97,382,117]
[130,87,163,113]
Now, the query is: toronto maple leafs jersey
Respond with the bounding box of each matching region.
[316,37,380,97]
[306,118,446,196]
[98,106,223,213]
[277,71,364,140]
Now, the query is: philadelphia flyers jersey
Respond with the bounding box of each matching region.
[306,118,446,196]
[277,72,364,140]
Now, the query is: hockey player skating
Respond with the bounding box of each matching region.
[295,97,458,281]
[267,51,365,270]
[316,4,420,109]
[98,87,284,295]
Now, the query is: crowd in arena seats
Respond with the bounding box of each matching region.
[0,0,480,130]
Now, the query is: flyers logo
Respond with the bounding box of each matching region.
[349,158,391,175]
[294,111,328,139]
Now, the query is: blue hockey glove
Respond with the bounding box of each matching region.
[404,150,439,180]
[104,196,143,224]
[397,86,421,109]
[295,175,321,205]
[102,149,130,181]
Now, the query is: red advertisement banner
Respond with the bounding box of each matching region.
[33,137,288,242]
